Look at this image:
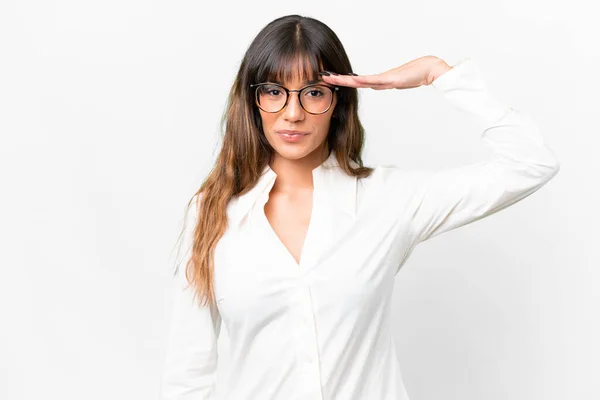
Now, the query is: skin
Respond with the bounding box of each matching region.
[260,55,452,265]
[322,55,453,90]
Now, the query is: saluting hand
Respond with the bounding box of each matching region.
[320,55,452,90]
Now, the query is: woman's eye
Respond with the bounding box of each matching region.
[306,89,324,97]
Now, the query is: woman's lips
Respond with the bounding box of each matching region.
[277,131,309,143]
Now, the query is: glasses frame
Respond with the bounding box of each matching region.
[249,82,339,115]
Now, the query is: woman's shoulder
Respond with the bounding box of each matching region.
[359,163,433,194]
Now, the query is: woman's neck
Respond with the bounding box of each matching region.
[268,144,330,193]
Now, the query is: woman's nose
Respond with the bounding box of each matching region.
[282,92,305,120]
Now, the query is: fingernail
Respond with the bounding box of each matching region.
[348,72,359,76]
[319,71,331,76]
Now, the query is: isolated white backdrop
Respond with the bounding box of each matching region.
[0,1,597,399]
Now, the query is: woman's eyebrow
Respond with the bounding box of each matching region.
[305,78,323,85]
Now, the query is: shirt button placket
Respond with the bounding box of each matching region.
[295,285,323,400]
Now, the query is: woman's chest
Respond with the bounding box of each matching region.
[212,208,412,327]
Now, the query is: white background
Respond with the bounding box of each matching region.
[1,1,597,399]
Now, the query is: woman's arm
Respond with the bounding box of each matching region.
[160,194,222,400]
[400,58,560,244]
[323,56,560,246]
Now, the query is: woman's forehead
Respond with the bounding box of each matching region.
[267,56,323,85]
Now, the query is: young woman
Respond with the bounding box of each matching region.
[160,14,560,400]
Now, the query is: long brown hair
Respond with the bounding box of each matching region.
[173,14,374,308]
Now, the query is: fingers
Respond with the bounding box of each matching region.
[320,73,367,88]
[321,73,395,90]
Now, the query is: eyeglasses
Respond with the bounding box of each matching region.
[249,82,339,115]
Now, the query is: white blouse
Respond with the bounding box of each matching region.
[160,57,560,400]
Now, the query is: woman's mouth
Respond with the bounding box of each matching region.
[277,131,309,143]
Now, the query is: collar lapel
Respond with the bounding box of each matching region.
[229,165,277,227]
[302,151,358,270]
[313,151,358,219]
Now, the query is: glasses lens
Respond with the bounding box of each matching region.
[256,84,287,113]
[300,85,333,114]
[255,84,333,114]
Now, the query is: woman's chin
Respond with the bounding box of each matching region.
[273,147,311,160]
[270,143,328,163]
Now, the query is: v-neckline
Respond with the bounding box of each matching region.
[260,191,316,269]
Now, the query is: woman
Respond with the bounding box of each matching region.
[160,14,560,400]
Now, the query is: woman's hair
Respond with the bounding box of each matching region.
[175,14,374,307]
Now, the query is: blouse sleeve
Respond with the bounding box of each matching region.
[404,57,560,245]
[160,194,222,400]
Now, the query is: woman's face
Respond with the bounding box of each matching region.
[258,73,337,163]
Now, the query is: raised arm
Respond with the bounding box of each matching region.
[160,194,222,400]
[402,58,560,244]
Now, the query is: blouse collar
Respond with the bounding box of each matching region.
[230,150,358,227]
